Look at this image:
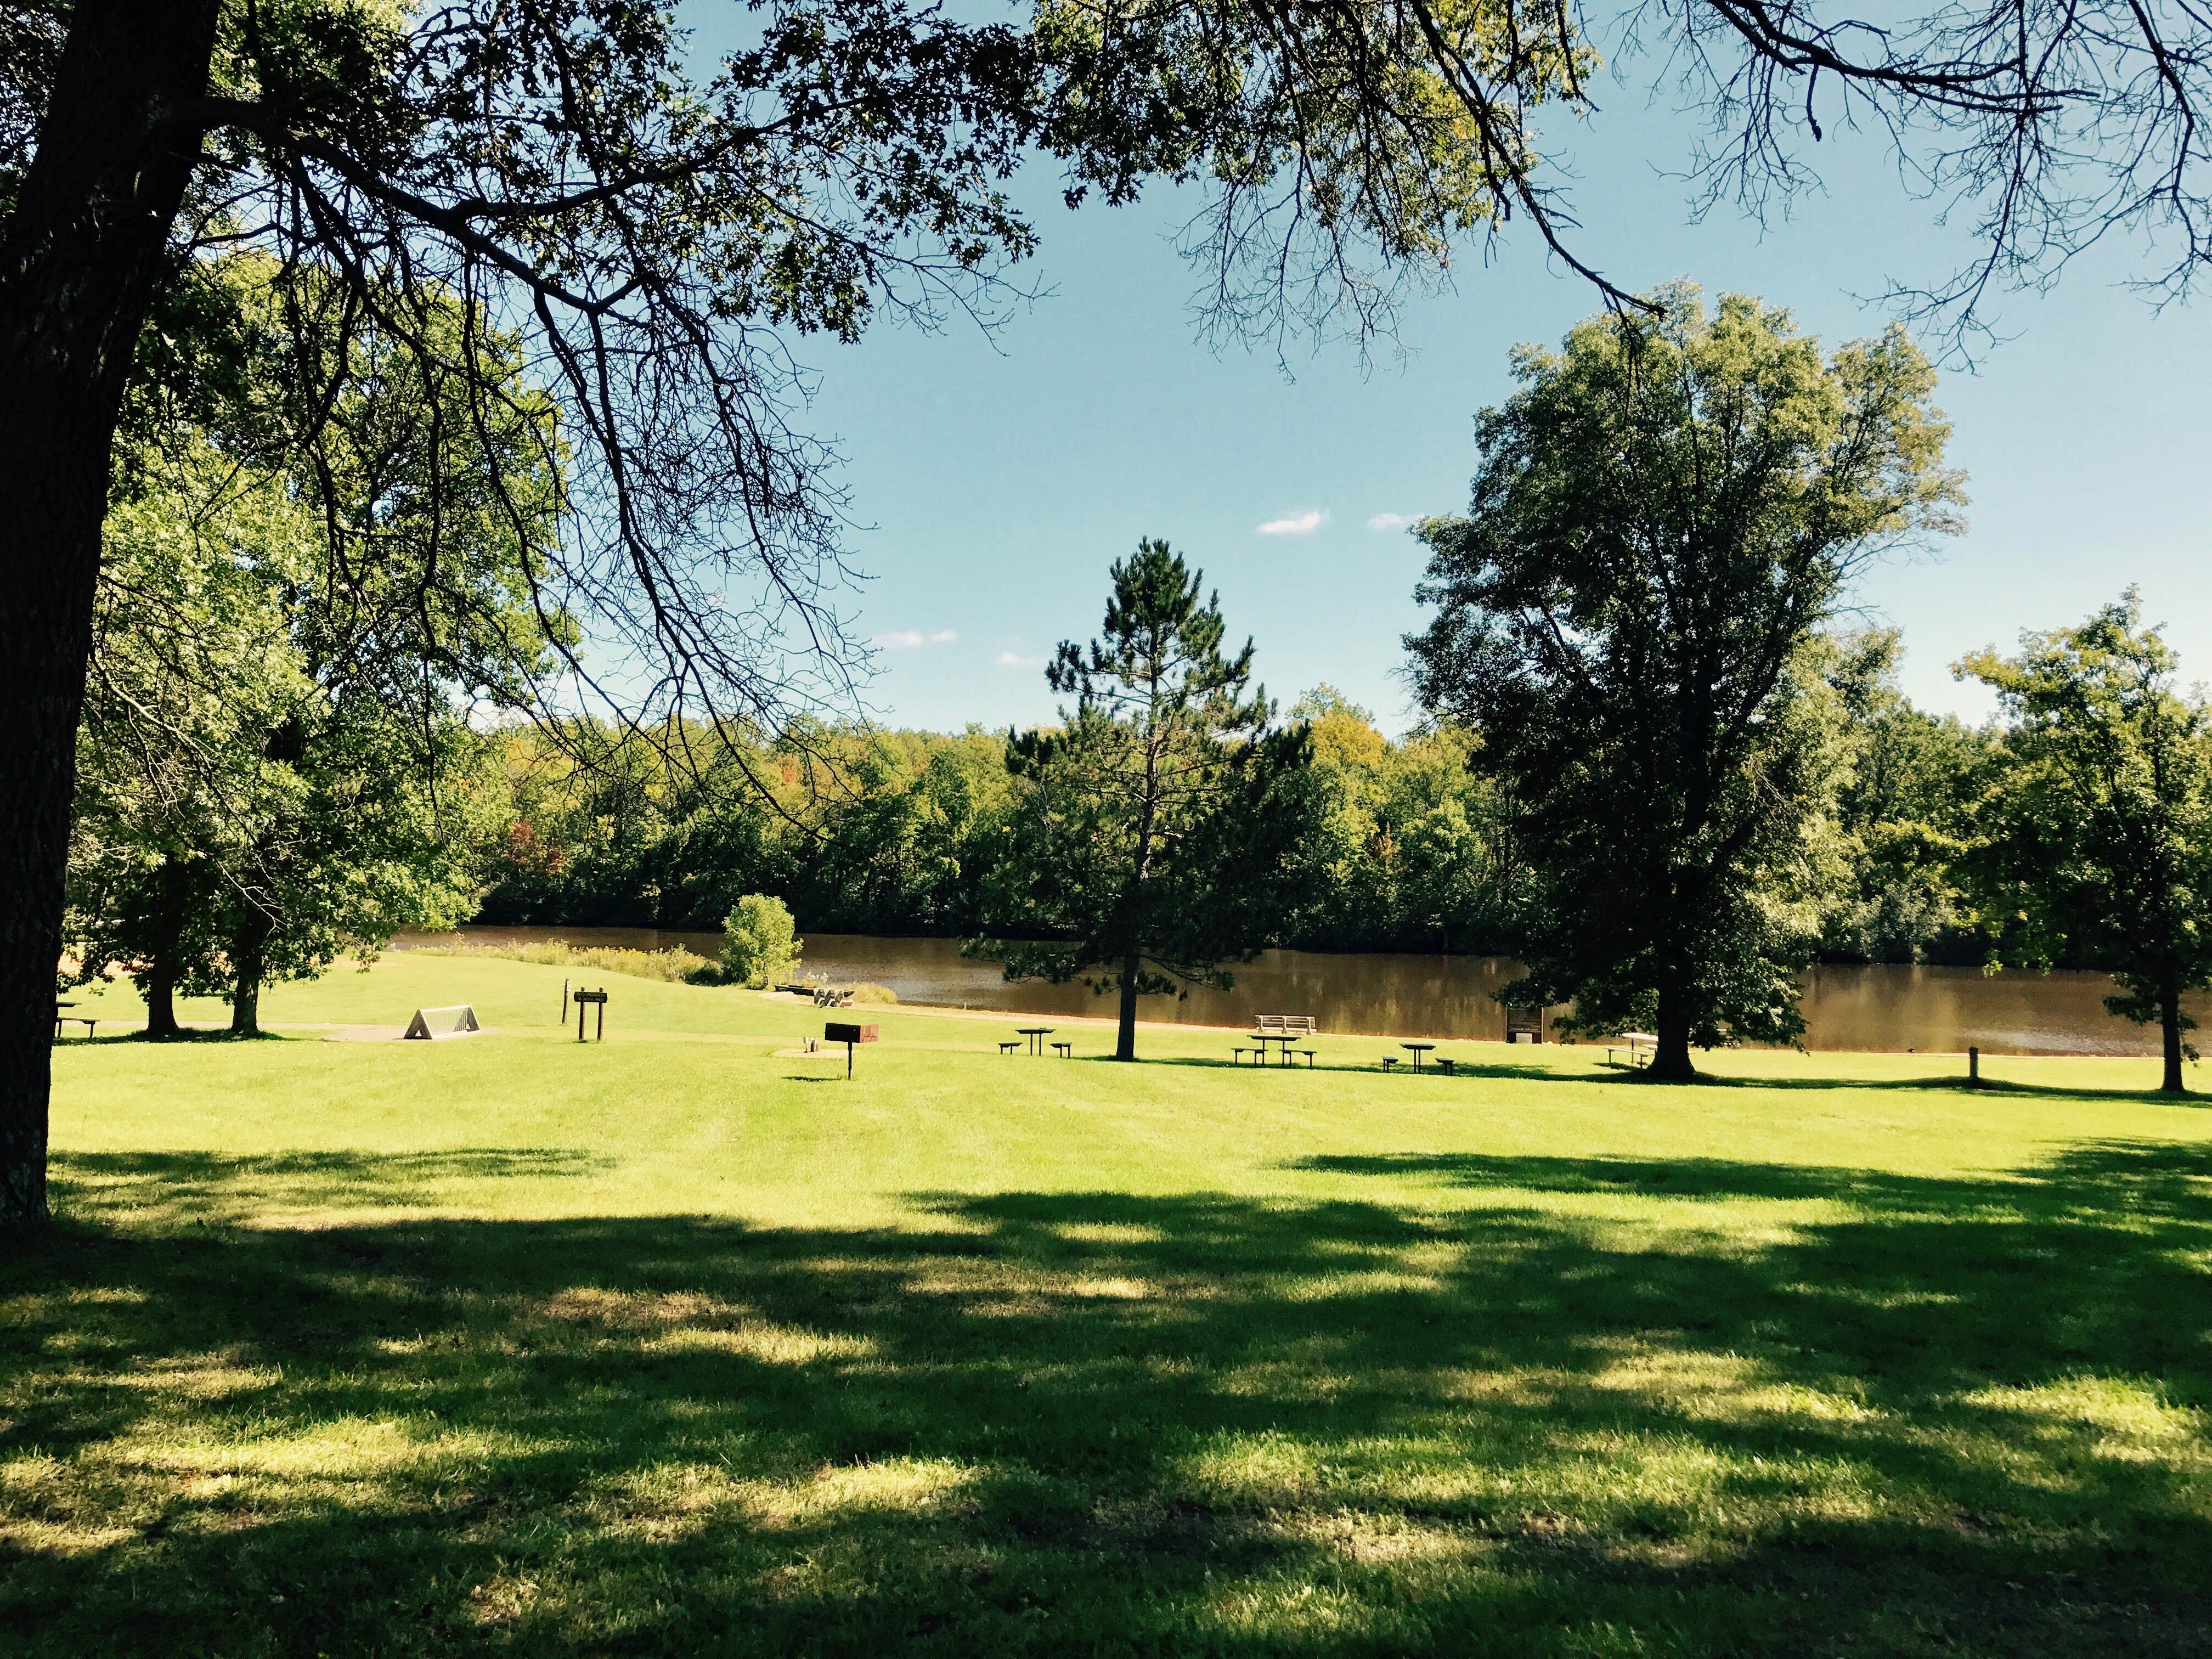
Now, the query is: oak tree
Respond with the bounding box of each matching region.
[1408,287,1965,1079]
[1957,595,2212,1094]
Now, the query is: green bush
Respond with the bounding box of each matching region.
[720,895,801,988]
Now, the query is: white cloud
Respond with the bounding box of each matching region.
[874,628,958,648]
[1256,509,1328,536]
[995,650,1045,669]
[1367,512,1417,533]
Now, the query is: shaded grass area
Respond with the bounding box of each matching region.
[7,1146,2211,1655]
[10,956,2212,1654]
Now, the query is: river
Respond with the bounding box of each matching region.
[390,926,2205,1056]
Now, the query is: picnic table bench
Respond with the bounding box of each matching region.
[1238,1015,1319,1067]
[53,1001,96,1040]
[1605,1032,1657,1069]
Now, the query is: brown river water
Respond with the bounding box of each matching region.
[391,927,2208,1056]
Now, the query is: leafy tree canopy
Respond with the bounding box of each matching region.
[1956,592,2212,1093]
[1408,286,1965,1079]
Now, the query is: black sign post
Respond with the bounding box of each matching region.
[574,987,608,1042]
[825,1021,878,1078]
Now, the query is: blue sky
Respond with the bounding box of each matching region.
[761,38,2212,736]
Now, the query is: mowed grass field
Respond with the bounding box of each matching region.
[7,957,2212,1657]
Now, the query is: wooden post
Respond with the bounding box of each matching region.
[562,977,569,1026]
[1969,1046,1979,1086]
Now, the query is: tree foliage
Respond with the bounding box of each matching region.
[720,894,802,989]
[1408,287,1966,1079]
[65,271,558,1036]
[968,540,1306,1060]
[1956,593,2212,1093]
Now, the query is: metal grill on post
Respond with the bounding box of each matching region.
[825,1021,878,1078]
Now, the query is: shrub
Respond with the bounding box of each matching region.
[410,941,711,983]
[721,895,802,988]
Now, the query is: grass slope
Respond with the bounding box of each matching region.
[7,956,2211,1656]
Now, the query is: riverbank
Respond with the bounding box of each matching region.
[393,925,2212,1057]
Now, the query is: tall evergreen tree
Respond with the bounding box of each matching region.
[974,539,1304,1060]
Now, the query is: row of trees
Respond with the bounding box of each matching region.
[476,699,1517,955]
[474,651,1994,962]
[1402,289,2211,1089]
[60,261,562,1036]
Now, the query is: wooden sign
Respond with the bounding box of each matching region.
[574,987,608,1042]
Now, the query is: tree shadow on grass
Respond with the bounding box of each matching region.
[1436,1057,2198,1104]
[4,1143,2211,1655]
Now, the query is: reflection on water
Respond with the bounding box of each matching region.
[392,926,2208,1056]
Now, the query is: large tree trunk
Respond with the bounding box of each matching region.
[142,958,180,1040]
[1648,978,1697,1082]
[229,906,273,1038]
[139,857,190,1039]
[0,0,221,1233]
[1115,949,1139,1061]
[2161,982,2186,1095]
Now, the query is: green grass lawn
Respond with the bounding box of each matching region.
[8,956,2211,1656]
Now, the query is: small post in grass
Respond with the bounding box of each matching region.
[574,986,608,1042]
[825,1020,878,1079]
[561,977,569,1026]
[1968,1045,1980,1087]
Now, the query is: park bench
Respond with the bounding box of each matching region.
[812,987,854,1008]
[1052,1041,1073,1058]
[1604,1033,1656,1069]
[1436,1057,1457,1076]
[1379,1055,1398,1071]
[1255,1014,1318,1037]
[998,1041,1020,1054]
[53,1001,96,1040]
[1286,1048,1316,1068]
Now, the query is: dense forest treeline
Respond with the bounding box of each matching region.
[479,651,1995,966]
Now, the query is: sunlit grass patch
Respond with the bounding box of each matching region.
[10,952,2212,1654]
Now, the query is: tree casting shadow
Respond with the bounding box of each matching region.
[5,1141,2210,1655]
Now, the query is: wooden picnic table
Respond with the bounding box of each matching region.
[1016,1026,1054,1056]
[1400,1041,1436,1073]
[1250,1033,1302,1066]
